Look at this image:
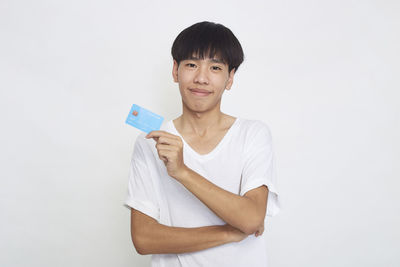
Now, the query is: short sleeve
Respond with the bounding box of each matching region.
[239,122,281,218]
[124,135,160,222]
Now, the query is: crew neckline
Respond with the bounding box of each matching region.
[169,117,241,161]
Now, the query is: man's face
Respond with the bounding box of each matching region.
[172,53,235,113]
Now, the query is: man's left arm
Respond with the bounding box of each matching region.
[177,167,268,235]
[146,130,268,235]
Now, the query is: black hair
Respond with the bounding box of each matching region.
[171,21,244,74]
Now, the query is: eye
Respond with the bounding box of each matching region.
[186,63,196,68]
[212,66,222,70]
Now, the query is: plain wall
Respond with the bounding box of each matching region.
[0,0,399,266]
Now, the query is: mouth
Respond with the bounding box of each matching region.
[189,88,213,97]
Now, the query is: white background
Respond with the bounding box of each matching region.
[1,0,399,266]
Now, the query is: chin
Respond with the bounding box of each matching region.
[182,101,208,112]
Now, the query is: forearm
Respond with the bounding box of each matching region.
[136,223,231,255]
[176,167,261,234]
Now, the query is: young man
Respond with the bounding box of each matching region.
[125,21,280,266]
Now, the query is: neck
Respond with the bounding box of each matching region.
[175,102,226,137]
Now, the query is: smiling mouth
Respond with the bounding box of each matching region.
[190,91,212,96]
[189,89,212,96]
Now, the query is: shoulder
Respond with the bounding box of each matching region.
[239,118,272,140]
[236,118,273,154]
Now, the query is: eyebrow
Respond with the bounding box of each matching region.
[187,56,225,64]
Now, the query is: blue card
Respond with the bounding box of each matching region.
[125,104,164,134]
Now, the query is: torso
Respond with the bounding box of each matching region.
[172,115,237,155]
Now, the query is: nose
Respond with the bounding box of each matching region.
[193,66,209,85]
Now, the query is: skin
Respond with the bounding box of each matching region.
[145,52,266,238]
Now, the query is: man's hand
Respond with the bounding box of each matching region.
[254,223,264,237]
[145,130,188,179]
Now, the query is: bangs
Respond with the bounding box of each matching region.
[171,21,244,73]
[179,43,228,65]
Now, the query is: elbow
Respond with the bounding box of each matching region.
[131,233,148,255]
[130,208,158,255]
[242,220,264,235]
[135,245,147,256]
[136,248,148,256]
[242,226,257,235]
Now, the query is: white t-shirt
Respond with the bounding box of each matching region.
[124,117,281,267]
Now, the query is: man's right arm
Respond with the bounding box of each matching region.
[130,208,245,255]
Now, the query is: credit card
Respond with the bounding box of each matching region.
[125,104,164,133]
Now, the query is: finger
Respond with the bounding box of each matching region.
[158,150,174,162]
[146,131,180,140]
[156,149,169,162]
[259,228,264,236]
[157,136,179,145]
[146,131,183,146]
[156,136,182,147]
[155,144,177,151]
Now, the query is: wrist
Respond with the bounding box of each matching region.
[175,165,190,181]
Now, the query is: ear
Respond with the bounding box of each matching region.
[172,60,179,83]
[225,68,236,91]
